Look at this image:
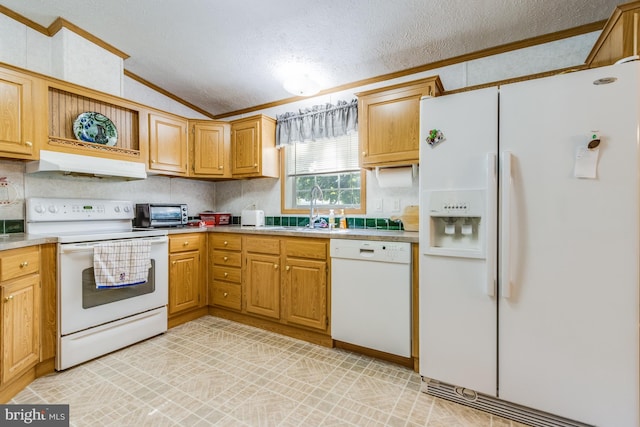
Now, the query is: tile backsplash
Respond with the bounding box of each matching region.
[230,215,406,230]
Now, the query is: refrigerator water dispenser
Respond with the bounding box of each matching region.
[423,189,486,259]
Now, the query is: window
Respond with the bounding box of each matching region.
[281,132,365,213]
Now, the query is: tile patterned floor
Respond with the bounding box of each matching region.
[11,316,529,426]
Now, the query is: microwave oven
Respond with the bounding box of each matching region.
[135,203,188,227]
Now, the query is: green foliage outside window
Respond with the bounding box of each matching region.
[295,173,361,208]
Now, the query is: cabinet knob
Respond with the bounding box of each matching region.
[223,241,228,246]
[183,241,189,246]
[274,264,279,270]
[254,163,258,167]
[224,272,228,277]
[218,166,223,169]
[151,159,156,163]
[286,266,290,271]
[172,261,176,265]
[19,261,28,268]
[25,141,33,147]
[223,256,228,261]
[223,292,228,298]
[362,151,366,156]
[4,295,13,302]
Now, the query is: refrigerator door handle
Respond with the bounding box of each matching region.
[486,152,497,297]
[500,151,513,299]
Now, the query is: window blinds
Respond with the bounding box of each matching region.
[286,133,359,176]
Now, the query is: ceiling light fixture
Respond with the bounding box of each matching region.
[283,74,321,97]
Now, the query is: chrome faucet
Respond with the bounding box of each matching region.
[309,185,323,228]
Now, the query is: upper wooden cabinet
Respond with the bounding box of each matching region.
[149,112,189,176]
[0,68,38,159]
[357,76,443,168]
[190,120,231,178]
[230,114,278,178]
[587,2,640,68]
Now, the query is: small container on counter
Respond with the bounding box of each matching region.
[199,212,232,226]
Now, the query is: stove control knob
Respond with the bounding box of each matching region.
[34,204,45,214]
[123,205,131,213]
[114,206,121,213]
[48,205,59,213]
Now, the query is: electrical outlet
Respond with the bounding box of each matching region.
[392,199,401,212]
[374,198,383,212]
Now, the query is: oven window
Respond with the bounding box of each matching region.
[82,260,156,308]
[151,206,181,220]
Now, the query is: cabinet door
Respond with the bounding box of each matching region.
[231,119,260,176]
[169,251,200,315]
[2,275,40,384]
[149,113,188,175]
[359,79,440,167]
[192,122,229,177]
[0,70,35,158]
[282,258,327,331]
[245,253,280,319]
[361,92,421,166]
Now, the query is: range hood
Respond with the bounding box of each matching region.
[26,150,147,180]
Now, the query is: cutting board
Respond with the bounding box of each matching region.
[392,205,419,231]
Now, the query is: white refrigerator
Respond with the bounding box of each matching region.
[419,62,639,427]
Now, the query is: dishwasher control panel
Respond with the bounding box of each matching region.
[330,239,411,264]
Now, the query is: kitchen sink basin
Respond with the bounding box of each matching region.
[257,226,351,234]
[261,226,345,233]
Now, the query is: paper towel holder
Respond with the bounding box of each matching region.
[375,164,418,181]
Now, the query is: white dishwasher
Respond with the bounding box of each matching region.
[330,239,411,357]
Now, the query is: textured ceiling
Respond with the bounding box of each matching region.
[0,0,622,117]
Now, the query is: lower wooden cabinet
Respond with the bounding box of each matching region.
[209,234,242,310]
[210,234,330,341]
[282,239,327,331]
[0,246,41,390]
[244,236,281,319]
[2,274,40,385]
[168,233,206,327]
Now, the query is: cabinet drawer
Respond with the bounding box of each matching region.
[284,239,327,260]
[245,236,280,254]
[169,234,204,253]
[210,234,242,251]
[211,281,241,310]
[212,266,241,283]
[0,246,40,281]
[212,250,242,267]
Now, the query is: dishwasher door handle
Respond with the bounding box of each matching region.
[359,248,375,257]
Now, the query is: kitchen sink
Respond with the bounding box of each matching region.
[261,226,347,233]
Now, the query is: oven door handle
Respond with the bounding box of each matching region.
[60,236,168,253]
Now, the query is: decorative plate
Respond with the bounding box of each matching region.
[72,112,118,146]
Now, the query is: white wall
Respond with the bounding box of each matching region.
[0,14,51,75]
[124,77,209,120]
[50,28,123,96]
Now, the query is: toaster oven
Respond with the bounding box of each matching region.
[135,203,188,227]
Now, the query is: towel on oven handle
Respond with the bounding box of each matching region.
[93,240,152,288]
